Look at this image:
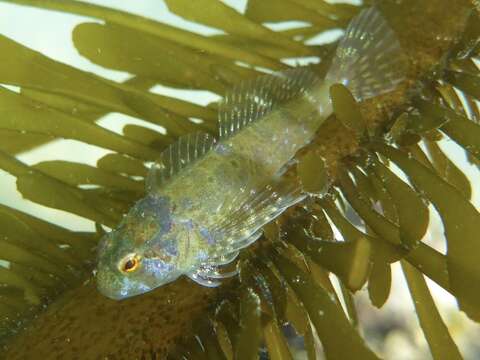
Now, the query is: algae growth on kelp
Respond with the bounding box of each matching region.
[0,0,479,359]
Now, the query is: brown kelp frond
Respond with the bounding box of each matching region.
[168,6,480,358]
[0,0,356,351]
[0,0,478,359]
[0,203,97,339]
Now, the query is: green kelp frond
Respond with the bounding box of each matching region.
[0,0,479,359]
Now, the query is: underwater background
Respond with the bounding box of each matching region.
[0,0,479,359]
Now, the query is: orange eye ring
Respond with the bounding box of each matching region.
[119,254,141,273]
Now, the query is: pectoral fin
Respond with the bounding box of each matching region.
[207,176,305,258]
[187,271,222,287]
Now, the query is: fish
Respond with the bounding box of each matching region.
[96,7,407,300]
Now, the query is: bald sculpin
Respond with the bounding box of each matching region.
[96,7,406,300]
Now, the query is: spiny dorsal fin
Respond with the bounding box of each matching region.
[325,7,407,101]
[146,132,216,192]
[218,68,320,139]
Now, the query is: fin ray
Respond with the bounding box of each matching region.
[208,176,305,258]
[218,68,320,139]
[146,132,216,192]
[198,264,238,279]
[325,7,407,101]
[206,251,239,266]
[187,270,222,287]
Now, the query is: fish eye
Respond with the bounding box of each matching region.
[119,254,141,273]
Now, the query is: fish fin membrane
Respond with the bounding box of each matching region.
[146,132,216,192]
[195,251,239,285]
[207,251,239,266]
[218,68,320,139]
[325,7,407,101]
[198,264,238,279]
[187,269,222,287]
[208,176,305,257]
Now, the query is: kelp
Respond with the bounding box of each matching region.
[245,0,352,27]
[164,0,316,57]
[402,261,463,360]
[0,0,479,359]
[375,143,480,321]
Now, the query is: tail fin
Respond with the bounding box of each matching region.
[325,7,407,101]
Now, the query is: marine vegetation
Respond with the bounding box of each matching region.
[0,0,479,359]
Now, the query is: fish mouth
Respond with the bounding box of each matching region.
[96,284,126,300]
[95,269,156,300]
[95,270,128,300]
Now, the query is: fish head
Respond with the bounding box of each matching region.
[96,195,183,300]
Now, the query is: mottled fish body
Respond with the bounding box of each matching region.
[96,7,407,300]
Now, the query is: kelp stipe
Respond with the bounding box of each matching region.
[0,0,478,359]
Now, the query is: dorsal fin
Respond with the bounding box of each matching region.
[146,132,216,192]
[218,68,320,139]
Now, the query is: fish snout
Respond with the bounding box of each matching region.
[95,269,128,300]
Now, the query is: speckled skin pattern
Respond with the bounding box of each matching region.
[5,1,473,357]
[96,82,332,300]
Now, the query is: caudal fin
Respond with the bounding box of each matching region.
[325,7,407,101]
